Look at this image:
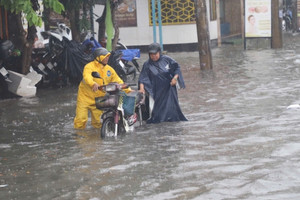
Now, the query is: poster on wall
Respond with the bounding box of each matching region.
[245,0,271,38]
[115,0,137,27]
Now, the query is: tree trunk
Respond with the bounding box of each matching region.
[194,0,213,70]
[291,0,297,32]
[69,8,81,42]
[97,12,106,42]
[43,7,50,31]
[7,12,25,52]
[22,25,37,74]
[96,5,107,47]
[7,12,35,74]
[271,0,282,48]
[111,2,119,50]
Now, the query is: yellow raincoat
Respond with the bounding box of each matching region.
[74,59,130,129]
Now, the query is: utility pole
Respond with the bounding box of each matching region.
[241,0,244,42]
[216,0,221,47]
[194,0,213,70]
[271,0,282,48]
[291,0,297,32]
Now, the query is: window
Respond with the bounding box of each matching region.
[149,0,196,25]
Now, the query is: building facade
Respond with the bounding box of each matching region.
[94,0,246,51]
[93,0,221,51]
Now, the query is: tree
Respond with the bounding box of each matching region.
[52,0,122,50]
[271,0,282,48]
[59,0,95,42]
[0,0,64,74]
[291,0,297,32]
[95,0,123,51]
[194,0,213,70]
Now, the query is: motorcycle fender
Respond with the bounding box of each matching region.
[0,67,12,83]
[49,32,63,41]
[0,67,8,77]
[101,111,114,123]
[118,107,130,132]
[119,60,125,69]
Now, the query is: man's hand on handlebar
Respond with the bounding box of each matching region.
[139,89,145,94]
[139,83,145,94]
[92,83,100,92]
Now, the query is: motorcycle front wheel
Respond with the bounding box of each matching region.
[100,117,126,138]
[282,20,286,31]
[100,117,115,138]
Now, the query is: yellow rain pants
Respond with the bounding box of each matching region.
[74,60,130,129]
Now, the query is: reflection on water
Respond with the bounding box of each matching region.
[1,33,300,199]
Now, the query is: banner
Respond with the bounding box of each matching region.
[105,0,113,51]
[245,0,271,38]
[115,0,137,27]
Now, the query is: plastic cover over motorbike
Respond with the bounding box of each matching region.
[64,40,93,82]
[119,49,140,61]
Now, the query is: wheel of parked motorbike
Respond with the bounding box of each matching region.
[123,63,136,83]
[116,41,140,73]
[282,20,286,31]
[100,117,125,138]
[108,50,137,83]
[282,15,292,31]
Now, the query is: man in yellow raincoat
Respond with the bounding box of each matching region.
[74,47,131,129]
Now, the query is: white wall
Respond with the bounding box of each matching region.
[93,0,218,47]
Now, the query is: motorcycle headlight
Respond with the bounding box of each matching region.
[105,84,117,92]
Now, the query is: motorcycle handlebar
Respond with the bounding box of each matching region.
[125,83,137,87]
[97,83,136,90]
[121,83,136,89]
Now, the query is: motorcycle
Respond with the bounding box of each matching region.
[282,9,292,31]
[31,23,72,87]
[108,50,136,83]
[0,40,17,95]
[115,41,141,74]
[33,23,140,87]
[0,40,42,98]
[92,71,144,138]
[82,36,139,83]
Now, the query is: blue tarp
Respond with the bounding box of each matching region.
[118,49,140,61]
[82,38,140,62]
[82,37,102,52]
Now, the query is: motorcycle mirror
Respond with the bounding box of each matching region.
[91,71,101,78]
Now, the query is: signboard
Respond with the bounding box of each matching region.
[115,0,137,27]
[245,0,271,38]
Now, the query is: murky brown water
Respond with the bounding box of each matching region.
[1,33,300,200]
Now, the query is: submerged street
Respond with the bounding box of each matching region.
[1,33,300,199]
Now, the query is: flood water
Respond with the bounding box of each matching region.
[1,33,300,200]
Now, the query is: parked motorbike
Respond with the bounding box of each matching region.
[115,40,140,74]
[31,23,72,87]
[32,23,140,87]
[82,36,139,83]
[0,40,17,95]
[282,9,292,31]
[0,39,41,98]
[108,50,136,83]
[92,71,144,138]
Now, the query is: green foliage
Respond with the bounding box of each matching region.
[0,0,64,27]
